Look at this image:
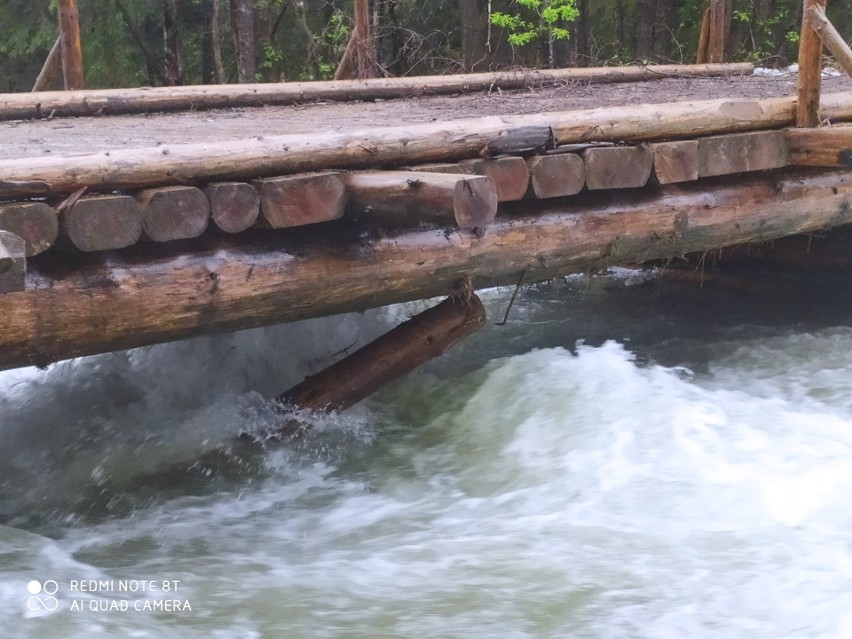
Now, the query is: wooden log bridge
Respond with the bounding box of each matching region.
[3,82,852,373]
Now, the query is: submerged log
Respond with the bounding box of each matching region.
[525,154,586,198]
[60,195,143,251]
[343,171,498,230]
[204,182,260,233]
[649,140,699,184]
[0,63,754,121]
[786,126,852,165]
[5,92,852,198]
[280,289,485,416]
[254,173,346,229]
[697,131,788,177]
[583,146,653,189]
[136,186,210,242]
[0,202,58,256]
[0,231,25,294]
[3,168,852,370]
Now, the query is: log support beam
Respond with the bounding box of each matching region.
[786,125,852,165]
[697,131,788,177]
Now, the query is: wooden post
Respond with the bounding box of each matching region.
[797,0,827,127]
[708,0,727,63]
[58,0,84,90]
[32,36,63,92]
[696,7,711,64]
[807,5,852,79]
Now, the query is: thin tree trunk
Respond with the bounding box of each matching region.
[212,0,226,83]
[116,0,165,85]
[162,0,184,85]
[230,0,257,83]
[636,0,656,60]
[461,0,487,71]
[353,0,377,78]
[291,0,319,80]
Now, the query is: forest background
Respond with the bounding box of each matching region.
[1,0,849,93]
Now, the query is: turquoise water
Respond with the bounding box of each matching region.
[2,272,852,638]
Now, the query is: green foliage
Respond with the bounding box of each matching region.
[490,0,578,48]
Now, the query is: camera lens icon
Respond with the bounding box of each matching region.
[27,580,59,612]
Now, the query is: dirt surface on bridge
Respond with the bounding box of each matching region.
[2,72,852,160]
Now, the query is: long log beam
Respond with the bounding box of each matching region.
[3,92,852,199]
[0,63,753,121]
[2,168,851,371]
[786,126,852,165]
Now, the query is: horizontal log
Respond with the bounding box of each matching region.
[204,182,260,233]
[0,202,58,256]
[4,92,852,198]
[649,140,699,184]
[343,171,498,230]
[0,231,25,293]
[3,168,852,370]
[0,63,754,121]
[525,154,585,198]
[697,130,788,177]
[786,126,852,166]
[61,195,143,251]
[254,173,346,228]
[136,186,209,242]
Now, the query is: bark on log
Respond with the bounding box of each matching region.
[0,202,59,256]
[797,0,827,127]
[696,7,711,65]
[0,231,26,294]
[254,173,346,229]
[649,140,699,184]
[584,146,653,189]
[32,36,63,93]
[525,154,586,198]
[698,131,789,177]
[135,186,209,242]
[204,182,260,233]
[58,0,84,90]
[61,195,143,251]
[343,171,498,230]
[2,63,754,121]
[807,6,852,79]
[280,290,485,415]
[708,0,727,63]
[786,125,852,165]
[3,168,852,370]
[5,92,852,199]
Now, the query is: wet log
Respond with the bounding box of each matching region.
[786,126,852,165]
[797,0,827,127]
[136,186,209,242]
[204,182,260,233]
[0,202,58,256]
[60,195,143,251]
[343,171,498,230]
[584,146,653,189]
[807,6,852,79]
[1,63,754,121]
[649,140,699,184]
[3,169,852,370]
[279,290,485,415]
[4,92,852,198]
[698,131,788,177]
[525,154,585,198]
[254,173,346,229]
[0,231,25,294]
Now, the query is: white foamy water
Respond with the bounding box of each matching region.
[2,277,852,638]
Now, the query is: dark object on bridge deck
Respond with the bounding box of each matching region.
[254,173,347,229]
[0,231,25,293]
[583,146,653,190]
[786,126,852,166]
[343,171,498,231]
[278,287,486,422]
[136,186,210,242]
[204,182,260,234]
[525,154,586,198]
[649,141,699,184]
[698,131,788,177]
[60,195,143,251]
[481,126,556,158]
[0,202,58,256]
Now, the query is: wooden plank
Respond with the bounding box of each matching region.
[525,154,585,198]
[583,146,653,190]
[650,140,699,184]
[797,0,827,127]
[343,171,498,230]
[0,231,25,294]
[58,0,84,90]
[807,5,852,78]
[61,195,143,251]
[3,168,852,372]
[786,125,852,165]
[204,182,260,233]
[698,131,788,177]
[254,173,346,229]
[0,202,59,256]
[135,186,209,242]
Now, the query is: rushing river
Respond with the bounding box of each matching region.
[2,270,852,638]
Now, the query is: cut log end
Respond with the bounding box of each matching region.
[136,186,210,242]
[255,173,346,229]
[205,182,260,233]
[584,146,653,190]
[525,154,585,198]
[453,176,499,230]
[0,202,59,256]
[62,195,143,251]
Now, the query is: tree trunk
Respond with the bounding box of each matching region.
[636,0,657,60]
[162,0,184,85]
[58,0,85,90]
[461,0,487,71]
[230,0,257,83]
[353,0,377,78]
[212,0,226,83]
[796,0,826,127]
